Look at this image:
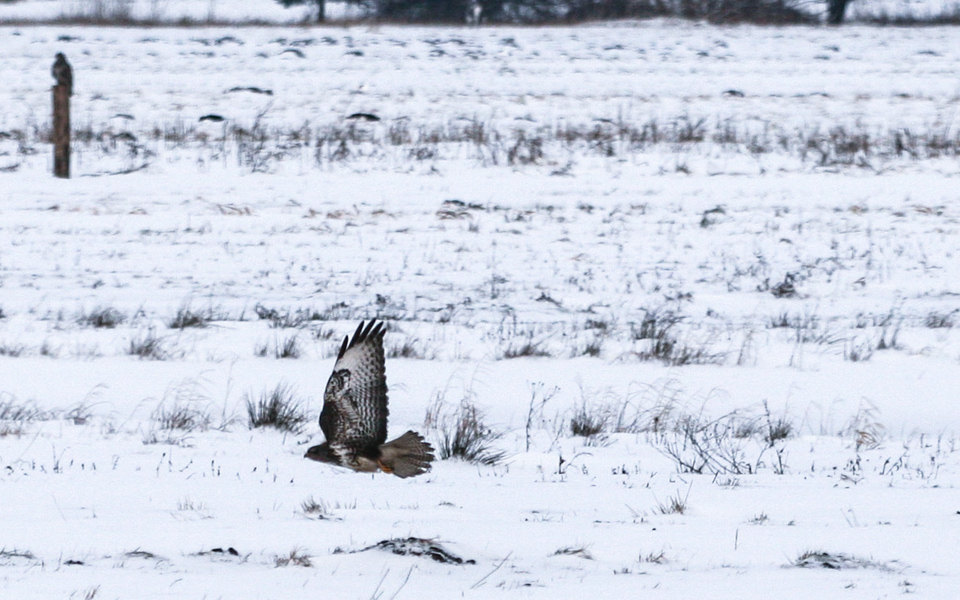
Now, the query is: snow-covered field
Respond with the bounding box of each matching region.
[2,18,960,599]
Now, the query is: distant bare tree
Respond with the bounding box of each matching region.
[466,0,483,22]
[276,0,327,22]
[826,0,849,24]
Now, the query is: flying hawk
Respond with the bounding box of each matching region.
[52,53,73,96]
[305,320,434,478]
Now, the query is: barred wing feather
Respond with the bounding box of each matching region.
[318,320,389,452]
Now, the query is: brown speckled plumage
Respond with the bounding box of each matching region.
[52,53,73,97]
[305,320,434,478]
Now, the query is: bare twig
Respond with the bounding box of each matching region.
[470,552,512,589]
[387,566,415,600]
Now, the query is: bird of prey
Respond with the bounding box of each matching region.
[305,320,434,478]
[52,53,73,96]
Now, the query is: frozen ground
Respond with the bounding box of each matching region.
[2,21,960,600]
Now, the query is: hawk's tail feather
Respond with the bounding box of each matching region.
[379,431,435,478]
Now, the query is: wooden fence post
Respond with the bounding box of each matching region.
[53,85,70,178]
[52,53,73,179]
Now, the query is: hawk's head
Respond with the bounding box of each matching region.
[304,442,339,465]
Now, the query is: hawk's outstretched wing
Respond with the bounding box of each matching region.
[319,320,389,458]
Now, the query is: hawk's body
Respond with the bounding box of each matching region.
[305,321,434,478]
[52,53,73,97]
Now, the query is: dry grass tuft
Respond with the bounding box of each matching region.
[245,383,310,434]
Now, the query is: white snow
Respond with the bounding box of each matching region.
[1,15,960,600]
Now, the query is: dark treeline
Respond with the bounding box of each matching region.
[277,0,837,25]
